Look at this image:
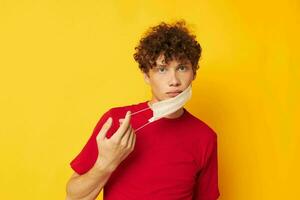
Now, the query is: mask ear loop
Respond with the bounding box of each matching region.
[129,107,153,133]
[134,121,152,132]
[130,107,151,116]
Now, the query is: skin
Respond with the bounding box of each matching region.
[144,53,196,119]
[65,53,197,200]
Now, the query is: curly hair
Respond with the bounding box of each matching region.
[133,20,202,75]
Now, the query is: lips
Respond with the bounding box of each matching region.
[166,90,182,97]
[166,90,182,94]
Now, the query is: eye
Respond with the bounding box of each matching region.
[178,65,187,71]
[158,67,166,73]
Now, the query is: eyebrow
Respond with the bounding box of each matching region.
[157,62,188,67]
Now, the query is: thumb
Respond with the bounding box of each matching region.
[96,117,113,142]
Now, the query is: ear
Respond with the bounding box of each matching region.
[143,72,150,84]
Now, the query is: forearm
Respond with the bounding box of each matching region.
[66,164,115,200]
[66,184,101,200]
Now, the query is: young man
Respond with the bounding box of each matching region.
[66,20,220,200]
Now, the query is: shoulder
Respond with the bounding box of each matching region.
[185,110,218,143]
[186,113,217,154]
[185,111,219,169]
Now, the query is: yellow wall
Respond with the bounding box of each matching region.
[0,0,299,199]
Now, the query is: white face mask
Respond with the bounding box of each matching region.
[130,84,192,132]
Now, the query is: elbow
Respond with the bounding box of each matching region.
[65,178,79,200]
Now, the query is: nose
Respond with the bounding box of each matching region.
[168,71,181,87]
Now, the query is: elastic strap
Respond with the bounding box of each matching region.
[128,106,152,132]
[134,121,152,132]
[129,107,151,116]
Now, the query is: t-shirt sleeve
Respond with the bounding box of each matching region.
[193,133,220,200]
[69,109,113,175]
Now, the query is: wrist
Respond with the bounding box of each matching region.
[94,159,117,173]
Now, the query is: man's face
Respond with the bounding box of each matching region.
[143,53,196,103]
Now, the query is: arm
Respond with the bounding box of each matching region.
[66,111,136,200]
[193,133,220,200]
[66,162,115,200]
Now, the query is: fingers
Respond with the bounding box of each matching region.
[97,111,136,154]
[119,123,132,145]
[112,111,131,141]
[120,126,135,150]
[128,129,136,151]
[131,132,136,150]
[120,111,131,131]
[96,117,113,141]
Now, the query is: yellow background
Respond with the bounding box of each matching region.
[0,0,299,199]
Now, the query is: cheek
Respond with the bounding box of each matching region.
[184,72,195,82]
[149,77,165,94]
[152,81,164,92]
[151,75,164,86]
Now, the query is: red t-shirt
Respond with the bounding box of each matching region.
[70,101,220,200]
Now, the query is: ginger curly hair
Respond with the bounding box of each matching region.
[133,20,202,75]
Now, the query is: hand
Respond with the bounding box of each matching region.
[95,111,136,172]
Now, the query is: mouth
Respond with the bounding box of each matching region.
[166,91,182,97]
